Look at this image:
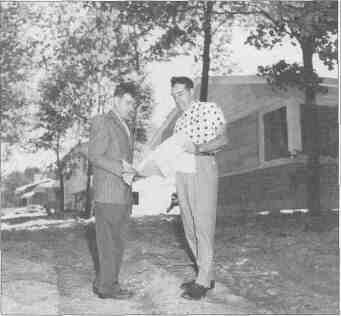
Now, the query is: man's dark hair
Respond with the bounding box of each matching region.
[170,76,194,89]
[114,82,137,97]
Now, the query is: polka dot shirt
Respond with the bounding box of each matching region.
[174,101,226,145]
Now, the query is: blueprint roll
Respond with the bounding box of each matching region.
[137,159,163,177]
[137,131,196,180]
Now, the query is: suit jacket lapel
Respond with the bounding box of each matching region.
[108,111,133,152]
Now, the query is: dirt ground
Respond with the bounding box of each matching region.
[1,210,339,315]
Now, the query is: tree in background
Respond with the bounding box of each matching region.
[0,2,37,154]
[30,2,156,145]
[245,0,338,215]
[148,1,253,100]
[29,69,78,213]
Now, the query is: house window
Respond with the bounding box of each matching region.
[263,106,289,161]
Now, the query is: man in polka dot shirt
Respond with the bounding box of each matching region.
[171,76,228,300]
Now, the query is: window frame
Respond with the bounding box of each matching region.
[258,102,303,166]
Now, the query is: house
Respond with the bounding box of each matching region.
[150,75,338,215]
[15,176,59,210]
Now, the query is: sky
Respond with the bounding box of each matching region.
[2,26,338,176]
[148,26,338,127]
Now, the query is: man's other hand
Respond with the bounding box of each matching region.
[182,139,197,154]
[122,160,136,174]
[122,171,136,185]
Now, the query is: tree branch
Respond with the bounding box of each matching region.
[212,19,231,36]
[257,9,298,39]
[212,10,259,16]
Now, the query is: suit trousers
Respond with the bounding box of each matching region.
[176,155,218,288]
[94,202,130,293]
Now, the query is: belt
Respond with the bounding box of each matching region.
[196,152,215,156]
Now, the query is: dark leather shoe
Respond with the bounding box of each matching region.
[180,279,195,290]
[94,286,133,300]
[93,284,100,295]
[180,279,215,290]
[181,283,209,300]
[93,284,101,296]
[93,286,112,299]
[111,288,134,300]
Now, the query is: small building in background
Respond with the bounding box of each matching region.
[15,175,59,210]
[151,75,338,215]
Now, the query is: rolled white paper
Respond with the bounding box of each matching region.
[136,131,196,179]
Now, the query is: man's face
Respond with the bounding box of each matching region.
[171,83,193,111]
[115,93,136,120]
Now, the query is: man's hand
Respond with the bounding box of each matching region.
[122,160,137,185]
[182,139,198,154]
[122,172,135,186]
[122,160,136,174]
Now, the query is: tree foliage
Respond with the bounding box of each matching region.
[148,1,243,75]
[245,1,338,89]
[29,66,81,212]
[30,2,156,145]
[257,60,327,93]
[0,2,36,144]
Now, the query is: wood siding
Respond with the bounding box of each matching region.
[217,161,338,215]
[216,112,259,174]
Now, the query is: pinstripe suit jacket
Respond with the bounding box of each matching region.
[88,111,133,205]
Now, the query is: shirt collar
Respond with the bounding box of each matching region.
[183,101,196,113]
[178,101,196,114]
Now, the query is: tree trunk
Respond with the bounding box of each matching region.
[133,26,140,72]
[130,36,142,154]
[84,160,92,218]
[301,39,321,216]
[199,1,213,102]
[56,147,65,213]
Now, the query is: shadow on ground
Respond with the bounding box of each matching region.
[1,211,339,314]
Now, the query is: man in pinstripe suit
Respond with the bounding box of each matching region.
[86,82,137,300]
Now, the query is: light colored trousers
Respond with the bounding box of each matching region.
[176,155,218,287]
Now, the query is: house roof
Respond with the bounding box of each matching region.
[21,191,35,199]
[15,178,58,194]
[37,180,59,188]
[195,75,338,87]
[149,75,338,150]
